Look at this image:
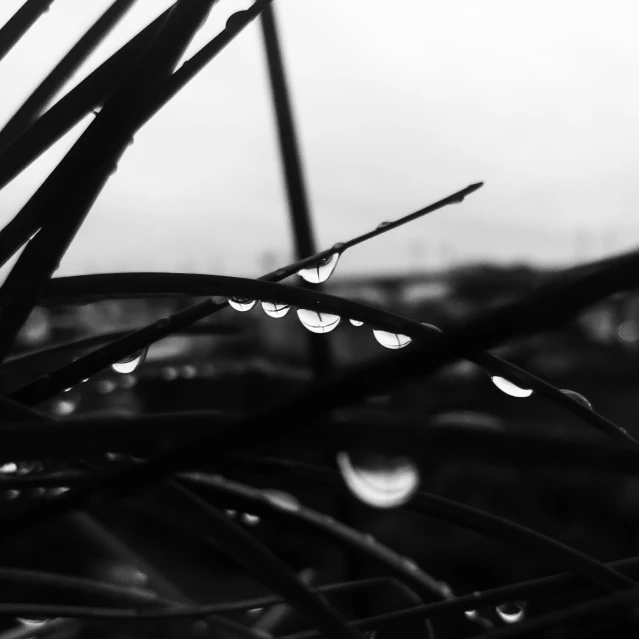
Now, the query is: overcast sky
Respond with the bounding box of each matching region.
[0,0,638,278]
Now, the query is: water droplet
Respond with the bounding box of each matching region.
[350,319,364,327]
[262,301,291,318]
[0,463,18,474]
[228,298,256,312]
[297,309,341,334]
[241,513,260,526]
[297,251,341,284]
[160,367,178,381]
[336,451,420,509]
[225,10,250,31]
[112,348,147,374]
[490,376,533,398]
[17,618,48,628]
[181,365,197,379]
[51,398,76,416]
[119,374,137,388]
[263,489,300,512]
[225,509,237,518]
[5,490,19,500]
[496,602,525,624]
[96,379,117,394]
[376,221,391,229]
[82,378,89,383]
[560,388,592,410]
[464,610,479,621]
[63,387,72,393]
[372,329,412,349]
[49,487,70,497]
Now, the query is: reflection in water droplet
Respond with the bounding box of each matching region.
[372,329,412,349]
[5,490,19,500]
[350,319,364,327]
[112,348,147,374]
[297,309,341,334]
[377,221,391,229]
[336,451,420,509]
[228,298,256,312]
[496,602,525,624]
[241,513,260,526]
[263,490,300,512]
[17,618,48,628]
[298,251,341,284]
[262,301,291,318]
[560,388,592,410]
[490,376,533,398]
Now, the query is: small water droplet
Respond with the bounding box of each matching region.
[297,251,342,284]
[5,490,19,500]
[490,376,533,398]
[225,509,237,518]
[228,298,256,312]
[336,451,420,509]
[119,374,137,388]
[496,602,525,624]
[350,319,364,327]
[225,10,249,31]
[0,463,18,474]
[96,379,117,394]
[372,329,412,349]
[49,487,70,497]
[160,367,178,381]
[376,221,391,229]
[560,388,592,410]
[422,322,443,333]
[297,309,341,334]
[247,608,263,617]
[51,398,76,416]
[112,347,147,374]
[64,387,72,393]
[263,489,300,512]
[262,301,291,318]
[464,610,479,621]
[241,513,260,526]
[181,365,197,379]
[82,378,89,383]
[364,534,376,544]
[17,618,48,629]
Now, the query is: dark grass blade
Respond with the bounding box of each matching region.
[0,0,139,152]
[0,0,56,63]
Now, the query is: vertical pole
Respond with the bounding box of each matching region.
[260,3,331,376]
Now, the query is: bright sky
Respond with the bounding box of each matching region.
[0,0,638,278]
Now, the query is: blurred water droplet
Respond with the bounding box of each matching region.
[82,378,89,383]
[297,309,341,334]
[377,221,391,229]
[247,608,263,617]
[108,564,148,587]
[160,367,178,381]
[52,398,76,416]
[263,489,300,512]
[17,618,48,628]
[119,374,137,388]
[112,348,147,374]
[490,376,533,398]
[228,298,256,312]
[181,365,197,379]
[372,329,412,349]
[192,620,209,636]
[560,388,592,410]
[464,610,479,621]
[241,513,260,526]
[298,251,341,284]
[225,509,237,518]
[0,463,18,474]
[336,452,420,509]
[96,379,118,394]
[64,387,72,393]
[350,319,364,327]
[496,602,525,624]
[262,301,291,318]
[49,487,70,497]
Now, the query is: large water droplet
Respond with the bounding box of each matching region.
[490,376,533,398]
[262,301,291,318]
[228,298,256,312]
[297,251,341,284]
[297,309,341,334]
[560,388,592,410]
[263,489,300,512]
[336,451,420,509]
[112,348,147,374]
[464,610,479,621]
[496,602,525,624]
[372,329,412,349]
[350,319,364,327]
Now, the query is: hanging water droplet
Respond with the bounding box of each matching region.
[112,347,147,374]
[496,602,525,624]
[403,558,420,572]
[350,319,364,327]
[336,451,420,509]
[297,309,341,334]
[560,388,592,410]
[263,489,300,512]
[297,251,342,284]
[262,301,291,318]
[490,376,533,398]
[376,221,391,229]
[241,513,260,526]
[372,329,412,349]
[17,618,48,629]
[228,298,256,312]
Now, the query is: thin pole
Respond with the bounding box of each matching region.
[260,3,331,376]
[0,0,56,64]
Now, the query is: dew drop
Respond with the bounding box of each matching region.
[241,513,260,526]
[297,251,342,284]
[560,388,592,410]
[262,301,291,318]
[17,618,48,628]
[376,221,391,229]
[336,451,420,509]
[372,329,412,349]
[5,489,19,500]
[297,309,341,334]
[350,319,364,327]
[112,347,147,374]
[263,489,300,512]
[228,298,256,312]
[496,602,525,624]
[490,376,533,398]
